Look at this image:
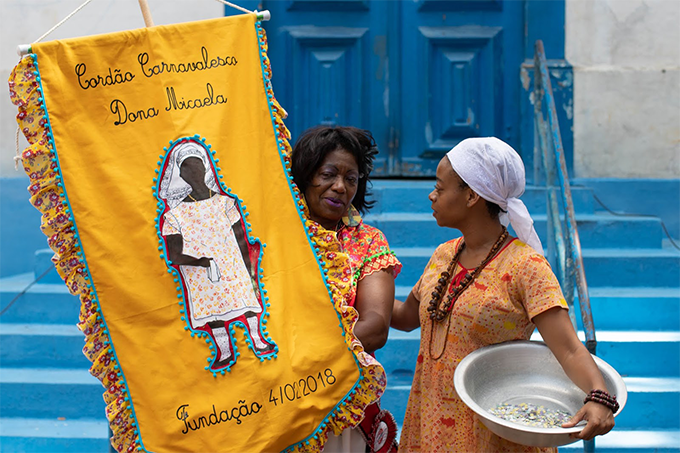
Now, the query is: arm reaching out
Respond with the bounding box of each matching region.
[391,289,421,332]
[533,307,615,440]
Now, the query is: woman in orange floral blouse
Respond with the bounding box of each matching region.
[391,137,615,452]
[292,125,402,452]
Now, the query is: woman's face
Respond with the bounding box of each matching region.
[179,157,206,189]
[305,148,360,230]
[429,157,471,228]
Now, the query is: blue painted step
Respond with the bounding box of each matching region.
[581,248,680,287]
[392,247,680,288]
[379,377,680,432]
[0,273,80,325]
[0,323,89,368]
[376,327,680,437]
[588,332,680,377]
[33,248,66,285]
[395,286,680,332]
[612,378,680,429]
[379,375,680,442]
[575,287,680,331]
[561,430,680,452]
[371,181,597,216]
[0,368,106,419]
[0,418,108,453]
[0,274,107,452]
[377,328,680,380]
[364,212,664,249]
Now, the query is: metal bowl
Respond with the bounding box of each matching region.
[453,340,626,447]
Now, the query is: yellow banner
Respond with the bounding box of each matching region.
[10,13,382,452]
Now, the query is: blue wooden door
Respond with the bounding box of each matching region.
[260,0,395,175]
[399,0,523,175]
[258,0,563,176]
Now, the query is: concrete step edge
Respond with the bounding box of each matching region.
[0,417,107,439]
[0,273,69,294]
[391,246,680,258]
[385,328,680,343]
[365,212,660,223]
[0,368,98,385]
[395,286,680,298]
[585,287,680,298]
[386,376,680,393]
[531,330,680,343]
[371,181,592,192]
[0,323,82,336]
[560,429,680,450]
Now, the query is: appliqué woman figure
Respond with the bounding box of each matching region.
[158,139,275,371]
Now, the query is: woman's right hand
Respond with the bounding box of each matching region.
[197,257,213,268]
[391,290,421,331]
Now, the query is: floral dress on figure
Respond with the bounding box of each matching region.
[162,194,261,328]
[400,237,568,453]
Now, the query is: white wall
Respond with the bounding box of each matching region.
[0,0,225,177]
[567,0,680,178]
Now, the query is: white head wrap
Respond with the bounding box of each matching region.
[159,140,220,209]
[446,137,543,255]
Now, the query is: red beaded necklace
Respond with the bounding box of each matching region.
[427,227,509,322]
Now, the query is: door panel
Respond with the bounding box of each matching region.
[415,26,502,161]
[263,0,394,174]
[283,26,368,135]
[400,0,523,175]
[286,0,370,11]
[417,0,503,12]
[262,1,539,176]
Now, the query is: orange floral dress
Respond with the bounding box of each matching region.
[400,238,568,453]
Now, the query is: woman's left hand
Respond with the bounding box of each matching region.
[562,401,615,440]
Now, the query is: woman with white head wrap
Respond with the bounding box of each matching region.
[447,137,543,255]
[391,138,615,452]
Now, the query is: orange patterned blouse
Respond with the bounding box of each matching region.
[332,206,401,305]
[400,237,568,452]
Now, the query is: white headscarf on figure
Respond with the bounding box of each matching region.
[446,137,544,255]
[159,140,220,209]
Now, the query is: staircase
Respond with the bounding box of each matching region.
[0,253,109,452]
[369,180,680,453]
[1,179,678,452]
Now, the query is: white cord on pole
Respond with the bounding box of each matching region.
[34,0,95,44]
[16,0,270,57]
[17,0,95,56]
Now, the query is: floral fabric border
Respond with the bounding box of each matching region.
[10,54,139,452]
[256,22,387,451]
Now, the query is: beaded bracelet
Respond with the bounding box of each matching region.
[584,389,620,413]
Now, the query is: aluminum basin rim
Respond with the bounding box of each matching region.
[453,341,627,437]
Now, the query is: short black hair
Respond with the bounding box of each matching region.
[291,125,378,214]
